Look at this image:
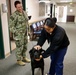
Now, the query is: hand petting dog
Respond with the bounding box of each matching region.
[34,45,41,50]
[34,45,43,61]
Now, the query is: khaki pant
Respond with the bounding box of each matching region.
[15,35,28,60]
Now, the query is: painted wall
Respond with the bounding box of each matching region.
[56,4,76,23]
[45,4,50,16]
[26,0,48,22]
[26,0,39,22]
[0,0,10,56]
[67,5,76,15]
[39,2,45,16]
[56,6,67,22]
[67,5,76,23]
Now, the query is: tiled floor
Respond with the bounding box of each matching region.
[1,22,76,75]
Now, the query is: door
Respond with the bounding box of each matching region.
[67,15,75,22]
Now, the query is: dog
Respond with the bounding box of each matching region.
[29,48,45,75]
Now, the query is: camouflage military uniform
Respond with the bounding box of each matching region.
[9,10,29,60]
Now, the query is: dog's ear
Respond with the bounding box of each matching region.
[29,47,35,54]
[29,48,34,58]
[29,48,33,54]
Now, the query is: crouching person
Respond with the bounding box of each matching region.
[34,18,70,75]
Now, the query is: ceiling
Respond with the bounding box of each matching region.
[39,0,76,3]
[51,0,76,2]
[38,0,76,6]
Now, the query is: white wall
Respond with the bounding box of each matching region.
[0,0,10,56]
[26,0,48,22]
[67,6,76,15]
[45,3,50,17]
[56,4,76,23]
[56,6,67,22]
[26,0,39,22]
[67,5,76,23]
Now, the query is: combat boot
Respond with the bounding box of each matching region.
[23,57,31,63]
[17,60,26,66]
[45,73,50,75]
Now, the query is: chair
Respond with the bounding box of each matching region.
[40,21,43,25]
[30,23,42,40]
[40,20,44,28]
[36,22,41,30]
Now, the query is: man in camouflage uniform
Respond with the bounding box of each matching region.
[9,1,30,66]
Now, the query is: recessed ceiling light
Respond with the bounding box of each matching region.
[60,1,68,2]
[70,2,73,5]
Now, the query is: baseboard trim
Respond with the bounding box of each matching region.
[5,52,11,58]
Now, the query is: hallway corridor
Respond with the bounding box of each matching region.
[0,23,76,75]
